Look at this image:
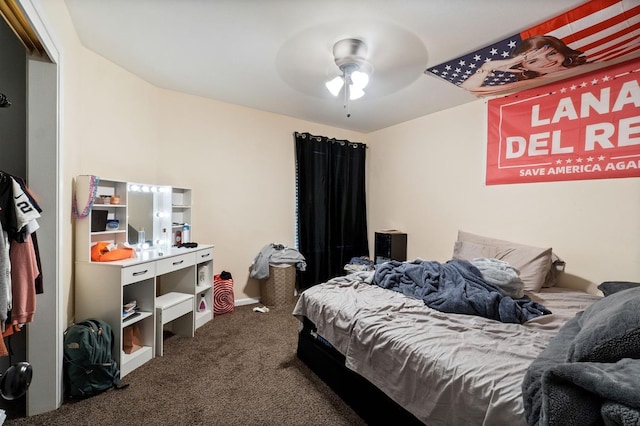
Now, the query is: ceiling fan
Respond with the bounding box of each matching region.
[325,38,373,117]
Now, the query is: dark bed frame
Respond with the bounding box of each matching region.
[296,317,424,425]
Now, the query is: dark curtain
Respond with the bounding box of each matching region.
[295,132,369,289]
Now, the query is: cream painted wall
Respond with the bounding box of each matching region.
[38,0,167,325]
[37,0,365,316]
[367,100,640,290]
[155,91,364,301]
[35,0,640,321]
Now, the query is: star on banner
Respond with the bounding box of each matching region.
[426,35,521,88]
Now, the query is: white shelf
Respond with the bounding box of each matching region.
[92,229,126,235]
[171,187,192,246]
[122,310,152,326]
[156,292,193,311]
[121,346,154,377]
[196,283,212,293]
[195,309,212,329]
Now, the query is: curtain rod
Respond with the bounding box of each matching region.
[293,131,367,148]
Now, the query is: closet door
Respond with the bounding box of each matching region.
[1,4,62,417]
[0,14,28,419]
[0,16,27,177]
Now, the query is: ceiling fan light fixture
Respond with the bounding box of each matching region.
[349,85,365,100]
[325,76,344,96]
[325,38,372,116]
[350,70,369,90]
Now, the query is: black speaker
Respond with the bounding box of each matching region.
[374,232,407,264]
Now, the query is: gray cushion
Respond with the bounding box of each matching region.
[567,287,640,363]
[598,281,640,297]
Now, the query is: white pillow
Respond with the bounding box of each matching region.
[453,231,553,292]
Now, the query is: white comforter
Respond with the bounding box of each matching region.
[293,274,601,426]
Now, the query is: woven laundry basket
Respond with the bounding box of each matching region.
[260,264,296,306]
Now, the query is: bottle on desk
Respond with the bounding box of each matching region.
[198,294,207,312]
[138,227,145,250]
[182,223,190,244]
[158,228,169,255]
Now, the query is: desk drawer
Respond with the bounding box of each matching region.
[156,253,195,275]
[122,263,155,285]
[196,247,214,263]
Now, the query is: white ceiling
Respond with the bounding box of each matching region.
[63,0,590,133]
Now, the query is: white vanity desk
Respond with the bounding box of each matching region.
[74,176,214,377]
[74,244,214,377]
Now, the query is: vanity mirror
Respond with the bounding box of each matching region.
[127,183,172,249]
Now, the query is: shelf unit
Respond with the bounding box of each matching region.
[171,187,192,245]
[74,176,214,377]
[75,261,156,377]
[75,177,128,262]
[195,247,214,328]
[156,247,214,330]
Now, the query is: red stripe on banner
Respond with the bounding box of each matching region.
[565,4,640,47]
[579,18,640,53]
[588,38,640,61]
[520,0,622,39]
[592,44,640,61]
[585,39,640,62]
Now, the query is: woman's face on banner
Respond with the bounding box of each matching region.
[521,45,567,75]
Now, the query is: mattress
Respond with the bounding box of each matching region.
[293,274,601,426]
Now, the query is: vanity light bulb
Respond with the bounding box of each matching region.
[151,186,158,192]
[129,184,140,192]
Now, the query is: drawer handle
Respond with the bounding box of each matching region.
[200,253,211,258]
[173,260,184,266]
[132,270,148,276]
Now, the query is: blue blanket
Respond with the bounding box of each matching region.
[523,287,640,425]
[373,259,550,324]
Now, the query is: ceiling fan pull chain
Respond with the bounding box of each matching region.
[345,73,351,118]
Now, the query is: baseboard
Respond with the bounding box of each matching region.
[234,297,261,307]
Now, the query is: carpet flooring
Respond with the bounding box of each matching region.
[6,303,366,425]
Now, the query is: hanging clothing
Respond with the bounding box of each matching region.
[0,173,42,242]
[9,233,38,325]
[0,324,22,358]
[0,171,43,335]
[31,232,44,295]
[0,222,9,323]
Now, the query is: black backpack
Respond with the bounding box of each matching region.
[63,319,127,398]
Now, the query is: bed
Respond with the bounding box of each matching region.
[292,231,616,425]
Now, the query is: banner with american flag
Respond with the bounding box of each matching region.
[425,0,640,96]
[485,58,640,185]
